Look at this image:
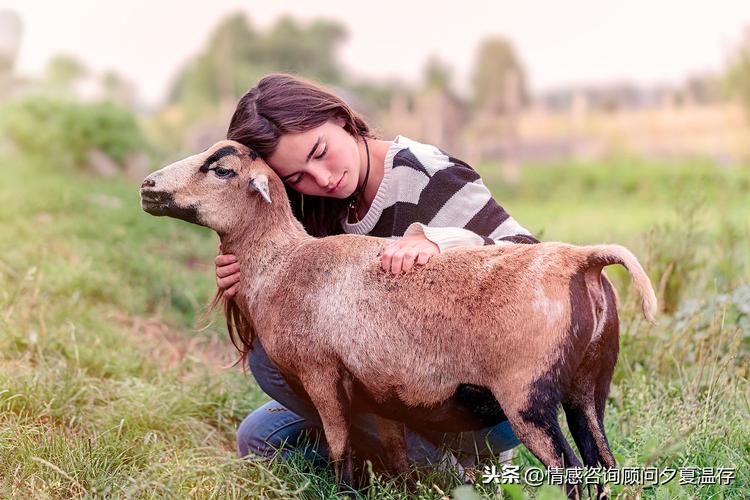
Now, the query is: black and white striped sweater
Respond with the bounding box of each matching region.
[341,135,538,248]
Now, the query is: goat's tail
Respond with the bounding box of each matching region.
[583,244,657,323]
[206,288,256,369]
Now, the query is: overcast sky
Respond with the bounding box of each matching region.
[2,0,748,105]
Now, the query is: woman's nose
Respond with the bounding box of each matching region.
[309,166,331,189]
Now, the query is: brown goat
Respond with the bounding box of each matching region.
[140,140,656,498]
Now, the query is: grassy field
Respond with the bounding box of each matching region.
[1,152,748,498]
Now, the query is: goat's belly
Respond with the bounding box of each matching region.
[276,359,507,431]
[350,380,508,432]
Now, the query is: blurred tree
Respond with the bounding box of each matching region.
[348,80,398,113]
[44,54,88,95]
[168,12,347,118]
[423,55,453,92]
[726,26,750,116]
[0,10,22,96]
[168,13,262,117]
[471,37,528,115]
[262,16,346,83]
[102,70,137,108]
[469,36,528,182]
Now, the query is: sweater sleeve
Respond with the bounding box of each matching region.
[404,220,538,251]
[402,160,538,250]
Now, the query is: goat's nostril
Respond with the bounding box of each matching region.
[142,178,156,188]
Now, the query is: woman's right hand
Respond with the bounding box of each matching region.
[215,253,241,298]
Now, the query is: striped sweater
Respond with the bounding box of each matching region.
[341,135,538,248]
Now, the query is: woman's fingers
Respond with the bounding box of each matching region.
[380,237,439,274]
[415,251,431,266]
[215,253,240,291]
[380,245,394,272]
[225,283,239,298]
[391,252,409,274]
[381,243,419,274]
[402,246,437,273]
[400,249,420,273]
[215,254,237,266]
[381,242,410,274]
[216,262,240,278]
[217,272,240,290]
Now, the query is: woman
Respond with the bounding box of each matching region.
[217,73,537,473]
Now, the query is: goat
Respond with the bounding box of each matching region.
[140,140,656,499]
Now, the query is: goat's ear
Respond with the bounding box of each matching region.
[248,174,272,204]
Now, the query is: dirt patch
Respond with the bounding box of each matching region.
[105,310,240,373]
[32,212,54,225]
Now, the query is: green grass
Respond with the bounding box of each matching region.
[1,153,748,498]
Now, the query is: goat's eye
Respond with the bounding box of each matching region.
[213,166,233,178]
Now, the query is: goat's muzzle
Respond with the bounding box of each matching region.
[140,188,202,226]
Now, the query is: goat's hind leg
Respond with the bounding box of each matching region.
[562,276,622,499]
[590,275,620,471]
[563,368,617,472]
[562,347,616,470]
[561,347,617,499]
[564,275,619,471]
[299,368,356,490]
[563,382,612,500]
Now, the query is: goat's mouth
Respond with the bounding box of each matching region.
[140,189,170,205]
[140,189,202,226]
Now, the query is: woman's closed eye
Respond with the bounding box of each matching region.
[284,143,326,185]
[314,144,327,160]
[287,173,304,185]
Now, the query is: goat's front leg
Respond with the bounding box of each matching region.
[299,368,355,489]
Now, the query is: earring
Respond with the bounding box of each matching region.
[300,193,305,217]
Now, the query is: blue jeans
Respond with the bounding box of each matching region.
[237,338,520,467]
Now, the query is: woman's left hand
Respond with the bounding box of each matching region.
[380,234,440,274]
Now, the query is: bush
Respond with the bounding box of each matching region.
[0,96,147,169]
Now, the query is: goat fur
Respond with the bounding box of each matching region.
[141,140,657,498]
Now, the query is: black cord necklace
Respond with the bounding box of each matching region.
[348,136,371,223]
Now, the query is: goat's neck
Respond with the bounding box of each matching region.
[218,211,310,278]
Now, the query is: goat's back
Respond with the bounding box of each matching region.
[254,237,597,405]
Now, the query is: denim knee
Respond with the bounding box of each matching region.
[482,420,521,452]
[237,400,329,464]
[420,420,520,458]
[247,338,321,423]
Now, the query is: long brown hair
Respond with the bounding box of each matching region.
[221,73,375,363]
[227,73,376,237]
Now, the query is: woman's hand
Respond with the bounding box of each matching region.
[380,234,440,274]
[215,252,241,298]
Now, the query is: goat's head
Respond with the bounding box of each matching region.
[140,140,282,234]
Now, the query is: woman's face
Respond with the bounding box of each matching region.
[266,119,362,199]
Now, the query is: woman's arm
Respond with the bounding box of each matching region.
[402,215,538,251]
[379,212,536,274]
[379,157,537,273]
[401,160,538,250]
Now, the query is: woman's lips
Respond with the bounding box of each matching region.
[327,172,346,194]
